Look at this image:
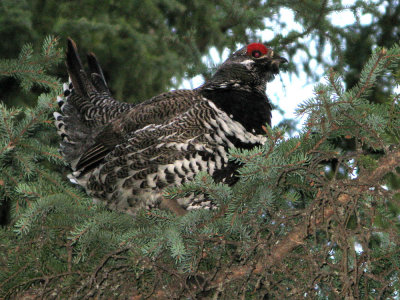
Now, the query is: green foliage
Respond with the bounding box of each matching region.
[0,36,61,90]
[0,37,65,225]
[1,38,400,298]
[0,0,269,106]
[0,0,394,108]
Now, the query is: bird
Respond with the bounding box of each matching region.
[54,38,287,215]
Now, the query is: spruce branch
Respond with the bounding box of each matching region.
[0,36,62,91]
[147,147,400,297]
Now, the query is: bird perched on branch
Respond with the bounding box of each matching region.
[54,38,287,215]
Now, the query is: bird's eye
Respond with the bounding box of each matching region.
[252,50,262,58]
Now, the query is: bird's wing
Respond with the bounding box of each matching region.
[79,99,225,212]
[75,90,206,174]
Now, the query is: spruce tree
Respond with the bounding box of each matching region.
[1,0,400,298]
[0,36,399,299]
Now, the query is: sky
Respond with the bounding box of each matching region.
[264,6,375,127]
[180,3,384,130]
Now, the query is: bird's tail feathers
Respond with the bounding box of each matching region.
[87,52,109,93]
[54,38,134,171]
[54,80,99,171]
[66,38,96,97]
[64,38,132,116]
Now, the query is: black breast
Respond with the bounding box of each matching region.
[201,88,272,135]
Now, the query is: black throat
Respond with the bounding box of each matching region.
[200,86,272,135]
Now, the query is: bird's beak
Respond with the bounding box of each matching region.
[265,51,288,75]
[265,50,288,66]
[271,55,288,66]
[272,55,288,64]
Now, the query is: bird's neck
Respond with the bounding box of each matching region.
[199,83,271,135]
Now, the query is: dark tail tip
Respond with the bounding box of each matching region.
[66,38,86,96]
[67,37,77,53]
[87,52,109,91]
[66,38,82,68]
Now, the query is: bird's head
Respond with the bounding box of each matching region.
[206,43,287,92]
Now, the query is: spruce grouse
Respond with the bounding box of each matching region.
[54,39,287,215]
